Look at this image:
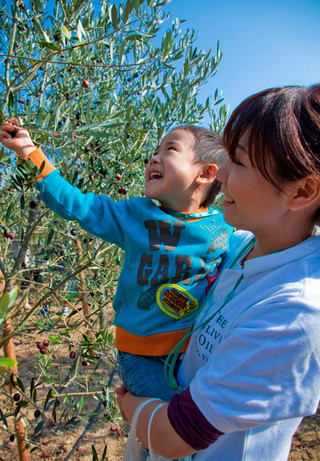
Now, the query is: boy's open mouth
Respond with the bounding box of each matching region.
[149,171,163,181]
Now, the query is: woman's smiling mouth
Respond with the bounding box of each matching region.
[223,195,235,204]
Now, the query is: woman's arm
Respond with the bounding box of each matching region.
[121,391,196,459]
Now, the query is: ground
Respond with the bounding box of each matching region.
[0,302,319,460]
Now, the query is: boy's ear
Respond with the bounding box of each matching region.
[196,164,218,184]
[287,176,320,211]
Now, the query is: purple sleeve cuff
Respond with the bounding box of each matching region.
[167,387,224,450]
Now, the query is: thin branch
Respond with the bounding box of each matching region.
[0,256,95,347]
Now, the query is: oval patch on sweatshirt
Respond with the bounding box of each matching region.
[156,284,199,319]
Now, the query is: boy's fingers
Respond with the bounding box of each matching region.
[8,117,21,127]
[114,383,128,396]
[1,117,20,128]
[1,121,15,131]
[0,126,12,138]
[1,121,25,137]
[9,127,17,138]
[0,124,16,137]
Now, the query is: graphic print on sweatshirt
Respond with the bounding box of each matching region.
[137,219,225,319]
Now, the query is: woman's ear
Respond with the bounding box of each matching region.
[196,164,218,184]
[288,176,320,211]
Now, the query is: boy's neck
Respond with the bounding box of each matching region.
[158,199,207,214]
[160,205,208,215]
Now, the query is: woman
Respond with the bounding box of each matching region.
[116,85,320,461]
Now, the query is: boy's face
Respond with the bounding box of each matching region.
[145,129,204,211]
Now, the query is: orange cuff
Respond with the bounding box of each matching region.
[20,148,56,181]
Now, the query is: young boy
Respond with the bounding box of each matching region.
[0,122,233,400]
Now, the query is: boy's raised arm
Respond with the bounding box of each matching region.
[0,119,126,245]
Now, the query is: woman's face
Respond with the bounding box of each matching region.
[216,132,293,238]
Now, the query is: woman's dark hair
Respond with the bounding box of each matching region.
[223,85,320,187]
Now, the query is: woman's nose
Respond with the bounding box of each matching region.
[216,160,228,184]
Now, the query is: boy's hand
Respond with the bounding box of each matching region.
[0,118,36,158]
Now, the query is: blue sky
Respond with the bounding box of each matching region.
[164,0,320,115]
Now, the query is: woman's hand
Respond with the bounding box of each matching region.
[115,383,129,421]
[0,118,36,158]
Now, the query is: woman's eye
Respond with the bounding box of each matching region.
[232,157,244,166]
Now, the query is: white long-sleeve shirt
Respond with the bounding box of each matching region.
[170,229,320,460]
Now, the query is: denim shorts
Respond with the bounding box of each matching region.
[117,350,182,401]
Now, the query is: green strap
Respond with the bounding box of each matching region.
[164,237,255,392]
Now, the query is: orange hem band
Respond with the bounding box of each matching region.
[115,326,190,356]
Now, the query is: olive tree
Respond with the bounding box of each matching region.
[0,0,226,455]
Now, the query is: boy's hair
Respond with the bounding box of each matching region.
[170,125,226,207]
